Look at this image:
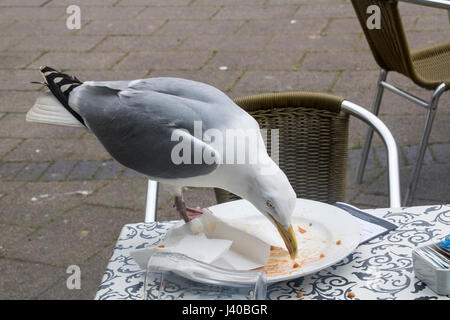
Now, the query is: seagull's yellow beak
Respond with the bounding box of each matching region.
[269,215,298,259]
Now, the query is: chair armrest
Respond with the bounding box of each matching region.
[399,0,450,10]
[341,101,401,208]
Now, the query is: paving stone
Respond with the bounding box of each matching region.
[6,204,141,267]
[67,161,102,180]
[86,178,147,210]
[0,162,26,180]
[79,20,166,36]
[0,223,35,257]
[0,180,106,227]
[115,51,212,71]
[0,0,48,6]
[0,138,22,159]
[148,69,243,92]
[137,6,220,20]
[28,52,126,71]
[46,0,118,6]
[0,7,64,20]
[205,51,303,71]
[301,52,377,71]
[40,161,77,181]
[119,0,192,5]
[94,35,184,52]
[0,36,24,51]
[414,15,450,31]
[93,161,124,180]
[402,145,433,167]
[0,69,44,90]
[406,31,450,51]
[70,7,143,20]
[375,146,407,168]
[180,35,271,52]
[0,51,42,69]
[183,187,217,209]
[0,20,83,36]
[14,162,50,181]
[121,168,145,179]
[294,3,354,18]
[0,113,84,139]
[214,5,298,20]
[37,243,115,300]
[365,164,450,203]
[430,143,450,164]
[0,91,42,113]
[266,33,359,52]
[4,138,111,162]
[0,258,62,299]
[70,70,149,82]
[232,70,338,93]
[10,35,104,52]
[347,148,376,169]
[238,18,327,35]
[333,71,380,93]
[157,20,244,35]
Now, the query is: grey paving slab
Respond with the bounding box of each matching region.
[93,160,124,180]
[40,161,77,181]
[402,145,433,166]
[0,180,106,227]
[431,143,450,164]
[0,162,26,180]
[14,162,50,181]
[67,161,102,180]
[6,204,141,267]
[85,178,147,210]
[0,258,62,300]
[365,164,450,203]
[36,243,115,300]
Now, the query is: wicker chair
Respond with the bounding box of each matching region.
[350,0,450,206]
[212,92,401,211]
[143,92,401,222]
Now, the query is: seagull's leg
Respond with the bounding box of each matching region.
[174,194,190,223]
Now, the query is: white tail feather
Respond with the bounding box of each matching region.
[26,91,84,127]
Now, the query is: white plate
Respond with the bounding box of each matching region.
[207,198,362,283]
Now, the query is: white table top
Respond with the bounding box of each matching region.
[95,204,450,300]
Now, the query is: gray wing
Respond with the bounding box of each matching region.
[67,78,234,179]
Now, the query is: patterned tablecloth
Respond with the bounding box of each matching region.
[95,205,450,300]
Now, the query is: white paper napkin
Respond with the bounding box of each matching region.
[131,209,271,271]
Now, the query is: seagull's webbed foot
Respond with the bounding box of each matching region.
[186,207,203,219]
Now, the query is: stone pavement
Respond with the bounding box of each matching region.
[0,0,449,300]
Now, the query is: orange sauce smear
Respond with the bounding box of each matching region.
[255,246,324,277]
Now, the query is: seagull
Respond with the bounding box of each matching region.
[27,66,298,258]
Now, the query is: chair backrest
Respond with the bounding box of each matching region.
[351,0,416,78]
[214,92,349,205]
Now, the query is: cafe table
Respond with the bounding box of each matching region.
[95,204,450,300]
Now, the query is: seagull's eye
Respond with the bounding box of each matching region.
[266,200,275,209]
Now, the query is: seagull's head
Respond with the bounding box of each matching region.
[244,164,298,259]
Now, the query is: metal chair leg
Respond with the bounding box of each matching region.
[404,83,446,206]
[145,179,159,223]
[357,69,388,184]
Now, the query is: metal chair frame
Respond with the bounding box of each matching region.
[356,0,450,206]
[143,99,402,223]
